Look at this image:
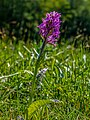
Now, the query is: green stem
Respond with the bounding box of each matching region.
[31,40,46,102]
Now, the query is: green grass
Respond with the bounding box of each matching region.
[0,40,90,120]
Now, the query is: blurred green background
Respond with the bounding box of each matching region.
[0,0,90,46]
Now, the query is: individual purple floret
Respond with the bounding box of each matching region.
[38,11,61,46]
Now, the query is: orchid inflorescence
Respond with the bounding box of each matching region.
[38,11,61,46]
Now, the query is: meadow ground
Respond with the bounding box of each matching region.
[0,40,90,120]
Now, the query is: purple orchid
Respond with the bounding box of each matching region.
[38,11,61,46]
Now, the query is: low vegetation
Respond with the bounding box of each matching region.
[0,40,90,119]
